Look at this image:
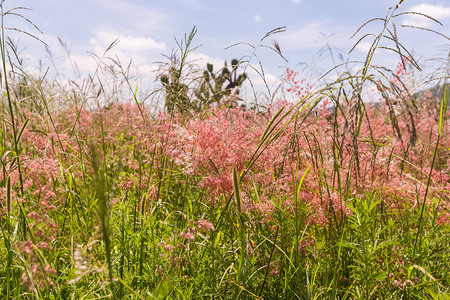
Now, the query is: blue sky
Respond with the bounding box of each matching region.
[3,0,450,94]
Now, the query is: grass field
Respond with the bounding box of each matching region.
[0,1,449,299]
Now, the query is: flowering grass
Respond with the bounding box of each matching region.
[0,1,449,299]
[0,77,448,298]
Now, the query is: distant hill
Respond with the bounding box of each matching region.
[413,85,449,107]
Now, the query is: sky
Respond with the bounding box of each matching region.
[2,0,450,100]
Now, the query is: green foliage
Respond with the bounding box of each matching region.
[160,67,191,113]
[342,193,392,299]
[158,28,247,113]
[160,58,248,113]
[159,27,199,114]
[194,59,247,109]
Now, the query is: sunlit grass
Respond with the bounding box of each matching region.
[0,1,448,299]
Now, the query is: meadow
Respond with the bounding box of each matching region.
[0,2,449,299]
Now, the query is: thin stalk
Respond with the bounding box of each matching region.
[90,144,115,298]
[6,175,11,299]
[258,225,279,297]
[413,84,447,258]
[0,2,28,239]
[362,4,400,77]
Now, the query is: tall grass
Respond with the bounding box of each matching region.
[0,0,448,299]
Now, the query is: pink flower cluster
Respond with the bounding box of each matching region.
[157,218,215,273]
[2,66,448,246]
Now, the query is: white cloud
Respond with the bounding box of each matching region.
[254,14,262,22]
[355,41,372,53]
[89,30,166,54]
[248,71,282,90]
[278,23,333,50]
[189,52,226,70]
[30,29,167,83]
[292,0,301,3]
[93,0,169,34]
[69,54,98,74]
[401,4,450,27]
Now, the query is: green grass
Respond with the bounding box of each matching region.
[0,1,449,299]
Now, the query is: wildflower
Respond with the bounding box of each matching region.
[164,244,175,252]
[36,242,51,251]
[43,265,56,276]
[185,232,195,241]
[20,240,34,254]
[197,219,215,232]
[179,230,195,241]
[270,268,279,276]
[27,211,41,222]
[21,272,28,284]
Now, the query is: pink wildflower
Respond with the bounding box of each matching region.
[20,240,34,254]
[197,219,215,232]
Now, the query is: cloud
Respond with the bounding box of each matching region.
[247,71,282,90]
[278,22,339,50]
[254,14,262,22]
[93,0,169,34]
[292,0,301,3]
[68,54,98,74]
[278,23,322,50]
[189,52,226,70]
[30,29,168,81]
[89,30,166,54]
[401,4,450,27]
[355,41,372,53]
